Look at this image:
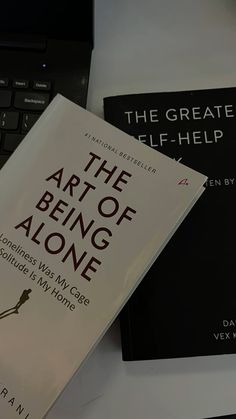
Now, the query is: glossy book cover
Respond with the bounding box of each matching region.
[0,95,206,418]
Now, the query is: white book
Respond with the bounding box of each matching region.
[0,95,206,419]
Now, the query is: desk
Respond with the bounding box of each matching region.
[48,1,236,418]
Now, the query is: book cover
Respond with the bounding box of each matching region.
[104,87,236,360]
[0,94,205,418]
[204,416,236,419]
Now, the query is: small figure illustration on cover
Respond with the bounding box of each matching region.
[0,289,32,320]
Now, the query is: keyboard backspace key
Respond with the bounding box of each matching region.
[14,92,50,111]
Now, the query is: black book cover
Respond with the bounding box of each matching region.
[104,87,236,360]
[204,416,236,419]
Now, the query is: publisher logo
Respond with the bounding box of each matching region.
[178,178,189,185]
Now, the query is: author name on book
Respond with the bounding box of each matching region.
[0,385,30,418]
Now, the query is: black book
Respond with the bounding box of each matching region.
[104,87,236,360]
[204,416,236,419]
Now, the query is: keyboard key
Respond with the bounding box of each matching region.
[0,90,12,108]
[13,79,29,89]
[3,134,24,152]
[0,78,9,87]
[33,81,51,91]
[22,113,40,132]
[0,112,19,130]
[14,92,49,111]
[0,154,10,169]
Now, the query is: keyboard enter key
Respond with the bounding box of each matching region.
[14,92,50,111]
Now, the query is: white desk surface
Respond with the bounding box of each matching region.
[48,1,236,418]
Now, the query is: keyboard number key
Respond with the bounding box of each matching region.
[0,112,19,130]
[22,113,40,132]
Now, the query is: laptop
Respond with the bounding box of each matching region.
[0,0,94,169]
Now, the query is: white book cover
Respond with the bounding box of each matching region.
[0,95,206,419]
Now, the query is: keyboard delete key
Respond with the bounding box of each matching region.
[14,92,50,111]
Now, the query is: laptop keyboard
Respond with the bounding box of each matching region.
[0,77,52,168]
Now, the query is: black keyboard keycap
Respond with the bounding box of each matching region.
[0,111,19,130]
[3,134,24,152]
[0,90,12,108]
[33,81,51,91]
[0,154,10,169]
[13,79,29,89]
[22,113,40,132]
[0,78,9,87]
[14,92,50,111]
